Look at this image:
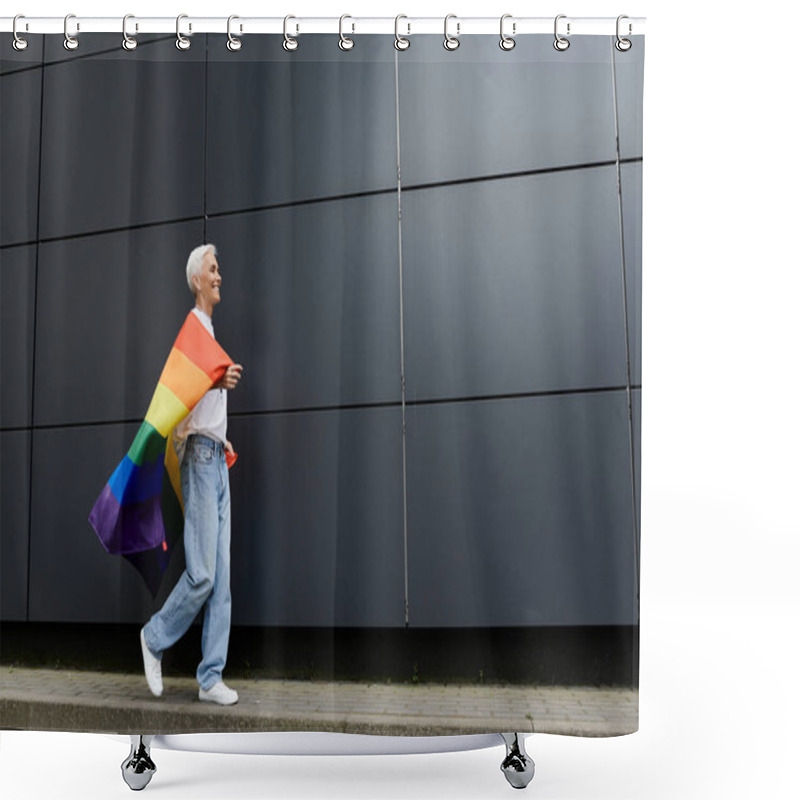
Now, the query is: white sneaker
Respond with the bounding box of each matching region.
[199,681,239,706]
[140,628,163,697]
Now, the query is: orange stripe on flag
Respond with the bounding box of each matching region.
[173,312,233,383]
[159,347,214,410]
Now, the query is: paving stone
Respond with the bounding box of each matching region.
[0,667,637,737]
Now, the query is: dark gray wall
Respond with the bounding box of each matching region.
[1,34,643,627]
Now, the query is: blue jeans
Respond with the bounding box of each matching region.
[143,434,231,690]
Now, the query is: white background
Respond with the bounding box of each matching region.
[2,1,799,798]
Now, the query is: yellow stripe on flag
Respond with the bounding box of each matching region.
[144,382,189,437]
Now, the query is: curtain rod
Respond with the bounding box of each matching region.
[1,16,646,37]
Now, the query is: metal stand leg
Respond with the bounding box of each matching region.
[121,735,157,791]
[500,732,535,790]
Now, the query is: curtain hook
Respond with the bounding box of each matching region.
[122,14,137,51]
[63,13,79,51]
[283,15,298,51]
[615,14,632,51]
[500,14,517,52]
[339,14,354,51]
[499,14,515,51]
[12,14,28,51]
[554,14,570,51]
[227,15,242,51]
[175,14,191,50]
[394,14,410,51]
[444,14,460,51]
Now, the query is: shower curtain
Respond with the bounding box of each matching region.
[0,25,644,740]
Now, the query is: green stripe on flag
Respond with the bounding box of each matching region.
[127,420,168,466]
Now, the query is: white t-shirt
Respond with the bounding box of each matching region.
[174,307,227,451]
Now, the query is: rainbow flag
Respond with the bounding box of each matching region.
[89,310,233,595]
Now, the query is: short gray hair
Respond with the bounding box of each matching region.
[186,244,217,295]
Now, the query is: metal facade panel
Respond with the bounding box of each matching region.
[228,408,405,627]
[0,245,36,428]
[405,392,638,626]
[402,169,628,400]
[33,222,204,426]
[38,38,205,240]
[207,35,397,213]
[1,431,31,621]
[207,195,401,413]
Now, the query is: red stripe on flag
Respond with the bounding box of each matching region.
[173,312,233,383]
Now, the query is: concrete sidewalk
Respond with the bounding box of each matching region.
[0,666,637,737]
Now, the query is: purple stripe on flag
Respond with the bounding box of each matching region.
[89,483,165,555]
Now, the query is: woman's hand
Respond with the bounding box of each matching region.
[217,364,243,390]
